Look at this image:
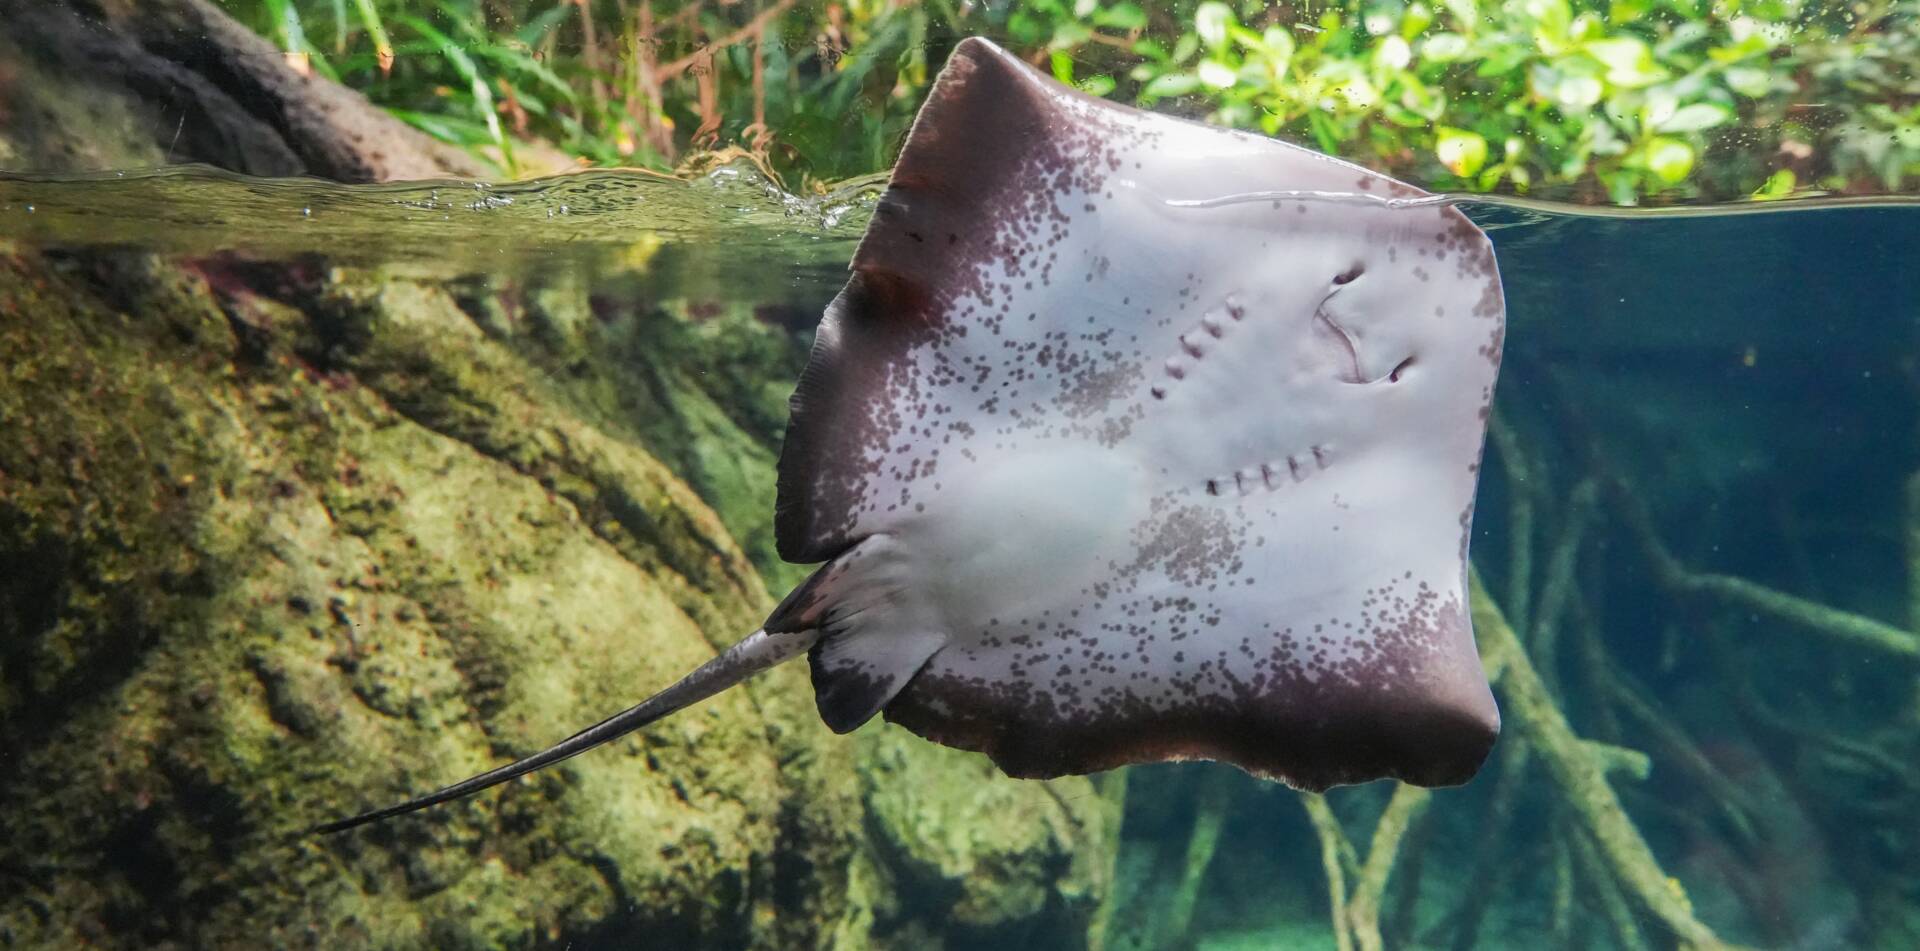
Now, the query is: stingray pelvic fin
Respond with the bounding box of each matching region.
[810,627,946,734]
[312,626,819,834]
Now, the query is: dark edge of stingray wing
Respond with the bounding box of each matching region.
[774,38,1081,563]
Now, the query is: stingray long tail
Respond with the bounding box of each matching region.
[312,627,821,835]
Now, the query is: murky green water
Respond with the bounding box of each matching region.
[2,166,1916,949]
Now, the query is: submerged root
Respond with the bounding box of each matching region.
[1301,793,1356,951]
[1471,570,1737,950]
[1161,772,1233,947]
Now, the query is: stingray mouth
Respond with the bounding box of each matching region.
[1314,263,1415,387]
[1313,309,1364,383]
[1313,310,1412,386]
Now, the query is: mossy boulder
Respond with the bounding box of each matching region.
[0,249,1117,948]
[0,252,843,947]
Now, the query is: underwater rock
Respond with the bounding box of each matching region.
[854,728,1114,950]
[0,251,833,948]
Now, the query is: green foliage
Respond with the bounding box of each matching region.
[1044,0,1919,201]
[220,0,1918,202]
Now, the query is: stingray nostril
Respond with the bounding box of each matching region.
[1332,263,1365,286]
[1387,356,1415,383]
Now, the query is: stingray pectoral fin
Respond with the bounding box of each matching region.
[311,627,818,835]
[773,37,1088,564]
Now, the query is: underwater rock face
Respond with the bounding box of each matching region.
[855,729,1111,949]
[0,253,822,948]
[0,3,1116,946]
[0,244,1115,951]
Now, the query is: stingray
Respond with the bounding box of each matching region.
[317,37,1505,834]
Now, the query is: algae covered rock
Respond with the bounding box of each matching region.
[854,727,1116,950]
[0,2,1120,944]
[0,246,1119,949]
[0,252,855,948]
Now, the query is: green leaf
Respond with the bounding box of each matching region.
[1569,12,1607,43]
[1646,136,1695,182]
[469,44,575,104]
[262,0,301,52]
[1216,101,1257,126]
[1227,23,1266,49]
[1477,47,1532,77]
[1051,50,1077,84]
[326,0,347,53]
[513,5,575,47]
[1142,73,1202,100]
[1656,102,1733,133]
[1523,0,1573,45]
[1436,126,1490,176]
[1257,27,1296,65]
[1198,60,1238,89]
[1078,74,1117,97]
[1582,37,1666,87]
[1308,109,1343,153]
[1195,2,1234,49]
[1654,21,1710,57]
[350,0,392,66]
[1172,32,1200,62]
[1722,66,1772,98]
[1050,21,1094,50]
[1752,167,1796,199]
[1423,33,1470,63]
[1397,77,1446,121]
[1708,34,1772,64]
[1402,3,1435,37]
[396,14,511,168]
[1094,3,1148,30]
[1443,0,1479,29]
[1554,74,1605,110]
[1375,36,1413,72]
[1331,74,1380,109]
[1606,170,1639,204]
[1610,0,1652,23]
